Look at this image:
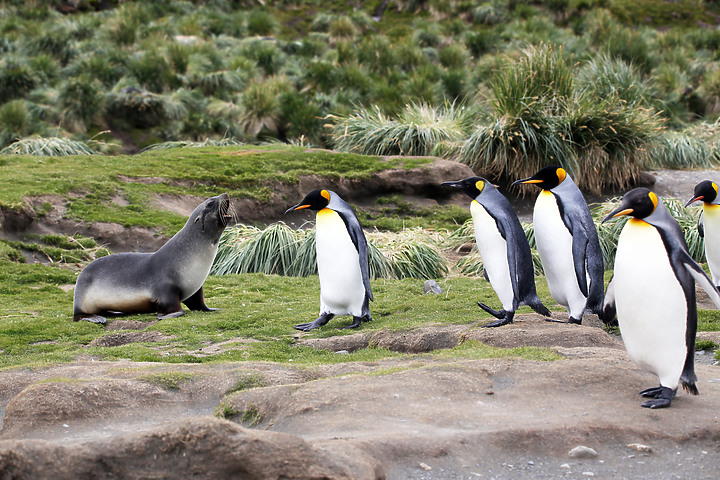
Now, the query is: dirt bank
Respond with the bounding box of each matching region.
[0,316,718,479]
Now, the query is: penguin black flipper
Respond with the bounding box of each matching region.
[481,188,550,315]
[555,192,605,315]
[600,275,618,326]
[654,215,720,395]
[330,199,374,307]
[697,211,704,238]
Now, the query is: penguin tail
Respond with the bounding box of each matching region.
[530,302,551,317]
[681,379,699,396]
[526,297,551,317]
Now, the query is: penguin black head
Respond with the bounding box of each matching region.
[602,188,658,223]
[441,177,488,199]
[512,165,567,190]
[285,189,331,214]
[685,180,718,207]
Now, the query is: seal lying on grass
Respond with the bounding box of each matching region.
[73,193,233,324]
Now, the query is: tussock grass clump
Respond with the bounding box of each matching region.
[0,136,96,156]
[330,101,477,157]
[647,126,720,170]
[458,44,663,195]
[213,223,446,280]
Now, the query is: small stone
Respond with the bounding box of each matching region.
[560,463,571,469]
[419,462,432,471]
[334,350,349,355]
[627,443,653,453]
[569,446,598,459]
[582,472,595,477]
[485,388,494,395]
[423,280,443,294]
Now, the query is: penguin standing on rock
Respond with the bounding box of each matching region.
[602,188,720,408]
[512,165,604,324]
[442,177,551,327]
[285,189,372,331]
[685,180,720,287]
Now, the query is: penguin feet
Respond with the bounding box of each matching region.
[294,312,335,332]
[339,315,372,330]
[477,302,505,319]
[544,316,582,325]
[481,310,515,328]
[639,386,676,409]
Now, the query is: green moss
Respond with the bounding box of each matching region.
[695,339,718,351]
[0,146,428,233]
[139,372,195,390]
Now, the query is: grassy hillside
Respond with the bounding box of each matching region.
[2,0,720,155]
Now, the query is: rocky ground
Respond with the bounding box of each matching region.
[1,162,720,478]
[0,316,719,479]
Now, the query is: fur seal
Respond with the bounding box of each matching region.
[73,193,232,324]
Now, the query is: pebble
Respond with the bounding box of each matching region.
[569,446,598,459]
[627,443,653,453]
[560,463,571,469]
[423,280,443,294]
[419,462,432,471]
[582,472,595,477]
[334,350,349,355]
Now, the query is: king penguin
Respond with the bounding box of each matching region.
[602,188,720,408]
[285,189,372,331]
[512,165,604,324]
[442,177,551,327]
[685,180,720,288]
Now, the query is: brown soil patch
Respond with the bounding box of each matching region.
[1,321,718,478]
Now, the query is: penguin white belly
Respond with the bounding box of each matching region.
[614,219,687,389]
[315,208,365,317]
[471,200,514,311]
[533,191,587,317]
[703,204,720,286]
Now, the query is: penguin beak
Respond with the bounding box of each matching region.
[602,207,634,224]
[441,181,463,188]
[285,204,310,215]
[511,177,543,187]
[685,195,703,207]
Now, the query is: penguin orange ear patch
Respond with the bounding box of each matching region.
[320,190,331,201]
[649,191,658,210]
[475,180,485,193]
[556,168,567,183]
[713,183,719,195]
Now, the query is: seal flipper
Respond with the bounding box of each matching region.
[183,287,218,312]
[74,313,107,324]
[295,312,334,332]
[156,285,184,320]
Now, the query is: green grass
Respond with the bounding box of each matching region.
[0,257,565,369]
[139,371,195,390]
[0,145,429,233]
[1,254,719,370]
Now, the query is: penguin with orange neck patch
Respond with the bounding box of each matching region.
[442,177,551,327]
[602,188,720,408]
[685,180,720,287]
[512,165,604,324]
[285,189,372,331]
